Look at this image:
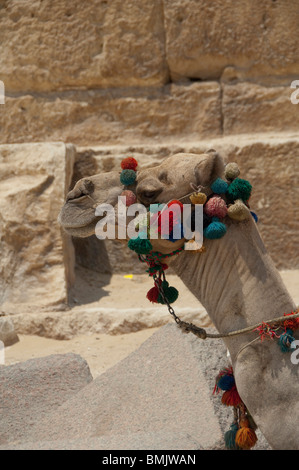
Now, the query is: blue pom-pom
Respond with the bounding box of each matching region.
[203,217,227,239]
[250,211,258,223]
[120,169,136,186]
[217,374,235,391]
[224,423,239,450]
[211,178,229,195]
[279,329,295,353]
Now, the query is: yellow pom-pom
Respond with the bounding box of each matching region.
[225,162,240,181]
[190,192,207,205]
[227,199,250,221]
[235,426,258,450]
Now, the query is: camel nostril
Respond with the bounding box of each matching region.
[66,179,95,202]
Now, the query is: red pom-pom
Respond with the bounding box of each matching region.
[204,196,227,219]
[221,385,242,406]
[121,190,137,206]
[167,200,184,211]
[121,157,138,171]
[146,286,160,303]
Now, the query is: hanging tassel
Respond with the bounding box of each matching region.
[224,423,239,450]
[128,236,152,255]
[221,385,242,407]
[235,426,258,450]
[157,280,179,305]
[279,328,295,353]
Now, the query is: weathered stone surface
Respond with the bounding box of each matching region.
[223,83,299,134]
[0,83,222,145]
[0,316,18,346]
[0,324,271,450]
[164,0,299,83]
[0,353,93,446]
[0,142,75,313]
[0,0,168,92]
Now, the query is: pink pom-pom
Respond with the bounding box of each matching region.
[121,190,137,206]
[204,196,227,218]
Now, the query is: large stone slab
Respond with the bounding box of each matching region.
[0,142,75,313]
[0,83,222,146]
[0,0,168,92]
[0,324,271,450]
[164,0,299,83]
[0,353,93,446]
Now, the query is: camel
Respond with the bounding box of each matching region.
[59,151,299,450]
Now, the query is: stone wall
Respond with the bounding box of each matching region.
[0,1,298,312]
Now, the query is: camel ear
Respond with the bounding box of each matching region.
[194,150,225,188]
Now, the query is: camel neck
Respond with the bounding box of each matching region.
[170,218,295,356]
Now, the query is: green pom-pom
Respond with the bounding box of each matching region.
[120,169,136,186]
[128,237,152,254]
[226,178,252,202]
[224,423,239,450]
[158,281,179,304]
[203,217,227,239]
[211,178,229,194]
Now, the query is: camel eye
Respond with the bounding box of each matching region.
[158,171,169,184]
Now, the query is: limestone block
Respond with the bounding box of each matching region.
[222,83,299,134]
[0,316,18,346]
[0,142,75,313]
[0,353,93,445]
[164,0,299,83]
[0,82,222,146]
[0,0,168,93]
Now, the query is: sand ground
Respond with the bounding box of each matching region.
[4,269,298,378]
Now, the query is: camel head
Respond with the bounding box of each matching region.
[58,170,130,238]
[136,150,225,206]
[58,150,229,248]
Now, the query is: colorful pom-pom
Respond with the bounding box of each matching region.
[217,374,235,391]
[128,236,152,255]
[146,286,160,303]
[189,192,207,205]
[227,199,250,221]
[283,312,299,331]
[224,423,239,450]
[204,196,228,219]
[279,329,295,352]
[224,162,240,181]
[235,426,258,450]
[221,386,242,407]
[157,281,179,305]
[203,217,227,240]
[121,157,138,171]
[226,178,252,203]
[121,190,137,206]
[211,178,229,195]
[120,169,137,186]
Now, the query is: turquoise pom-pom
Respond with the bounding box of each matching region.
[120,169,136,186]
[211,178,229,195]
[224,423,239,450]
[128,236,152,254]
[279,329,295,352]
[203,217,227,239]
[226,178,252,203]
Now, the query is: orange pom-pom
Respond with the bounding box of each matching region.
[221,386,242,406]
[235,426,258,450]
[121,157,138,171]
